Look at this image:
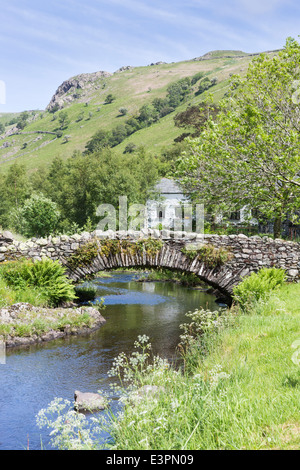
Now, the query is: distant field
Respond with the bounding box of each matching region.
[0,50,275,174]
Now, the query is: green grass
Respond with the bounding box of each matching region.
[0,52,265,173]
[108,282,300,450]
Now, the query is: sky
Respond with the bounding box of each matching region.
[0,0,300,112]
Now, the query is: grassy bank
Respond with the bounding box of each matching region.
[107,282,300,450]
[0,258,106,346]
[35,271,299,450]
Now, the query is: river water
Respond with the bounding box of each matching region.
[0,271,221,450]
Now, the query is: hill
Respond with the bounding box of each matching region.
[0,49,279,174]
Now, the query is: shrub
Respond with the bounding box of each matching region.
[104,94,115,104]
[181,244,231,267]
[74,285,97,303]
[0,258,76,306]
[13,194,60,238]
[178,307,230,352]
[232,267,286,312]
[67,240,99,269]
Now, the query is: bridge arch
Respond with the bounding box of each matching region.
[0,230,299,301]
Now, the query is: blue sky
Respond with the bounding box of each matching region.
[1,0,300,112]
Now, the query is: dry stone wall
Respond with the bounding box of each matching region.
[0,229,299,299]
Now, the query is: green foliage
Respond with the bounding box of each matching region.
[181,244,232,268]
[58,111,70,129]
[34,280,300,450]
[98,238,163,259]
[11,193,60,238]
[136,238,164,257]
[178,307,231,354]
[174,102,220,140]
[104,94,116,104]
[0,258,76,306]
[74,284,97,302]
[166,77,192,107]
[191,71,205,85]
[0,163,31,227]
[233,267,287,312]
[123,142,137,154]
[28,148,160,230]
[196,77,214,94]
[84,77,193,154]
[119,107,128,116]
[176,38,300,238]
[16,112,29,130]
[67,240,99,269]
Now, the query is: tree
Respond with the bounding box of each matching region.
[196,77,213,95]
[58,111,70,129]
[119,107,128,116]
[175,38,300,238]
[0,123,5,134]
[84,129,111,154]
[166,77,192,107]
[174,103,219,141]
[13,194,60,237]
[0,163,31,227]
[104,94,115,104]
[138,104,159,126]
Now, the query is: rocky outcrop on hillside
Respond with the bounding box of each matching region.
[46,70,112,111]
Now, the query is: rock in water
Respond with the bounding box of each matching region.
[74,390,107,412]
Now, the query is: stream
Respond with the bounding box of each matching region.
[0,270,222,450]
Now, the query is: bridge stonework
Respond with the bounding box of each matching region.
[0,230,299,300]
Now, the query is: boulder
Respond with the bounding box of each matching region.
[74,390,107,412]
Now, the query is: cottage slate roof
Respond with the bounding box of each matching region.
[154,178,184,194]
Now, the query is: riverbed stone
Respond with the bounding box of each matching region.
[74,390,108,412]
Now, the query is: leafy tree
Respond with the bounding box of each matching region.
[125,117,141,135]
[84,129,111,153]
[138,104,159,126]
[119,107,128,116]
[174,103,219,141]
[104,94,116,104]
[196,77,213,95]
[0,123,5,134]
[167,77,192,107]
[124,142,137,154]
[110,124,127,146]
[175,37,300,238]
[58,111,70,129]
[191,72,205,85]
[13,194,60,237]
[152,97,169,113]
[16,120,27,130]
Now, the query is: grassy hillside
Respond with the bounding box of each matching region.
[0,50,277,174]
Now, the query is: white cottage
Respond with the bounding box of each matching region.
[146,178,189,230]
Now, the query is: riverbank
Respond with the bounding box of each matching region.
[108,281,300,450]
[0,302,106,348]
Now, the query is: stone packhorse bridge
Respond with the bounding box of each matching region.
[0,229,299,300]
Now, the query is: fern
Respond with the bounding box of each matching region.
[0,258,76,306]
